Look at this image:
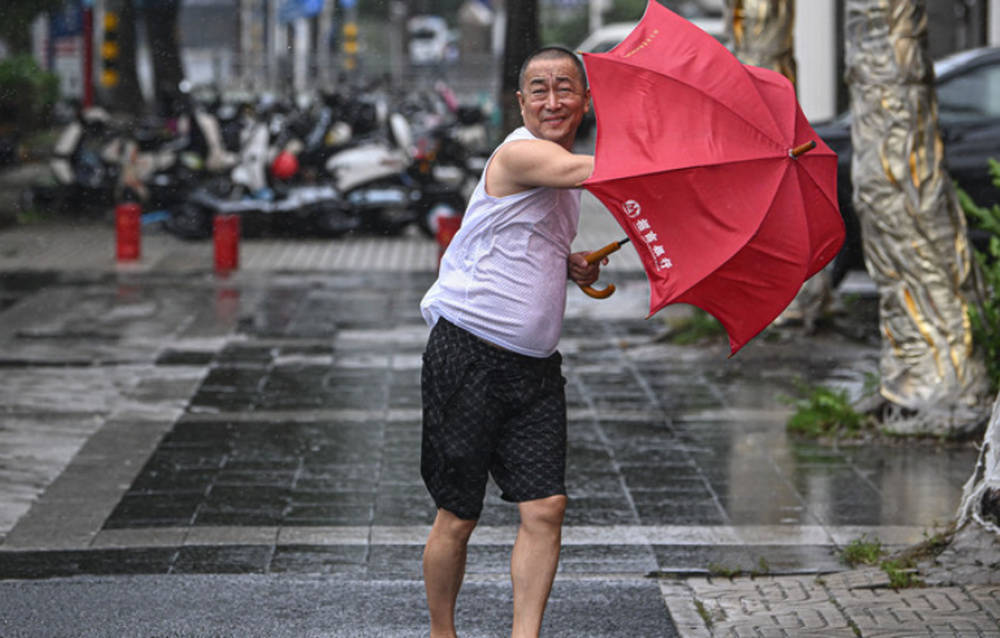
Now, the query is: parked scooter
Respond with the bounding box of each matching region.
[166,107,359,240]
[321,111,420,235]
[21,107,124,214]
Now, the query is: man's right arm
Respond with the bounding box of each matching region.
[486,139,594,198]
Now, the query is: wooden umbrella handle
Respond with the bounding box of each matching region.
[577,239,628,299]
[789,140,816,158]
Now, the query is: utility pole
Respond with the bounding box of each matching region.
[991,0,1000,44]
[293,17,309,93]
[83,0,95,107]
[389,1,406,91]
[317,0,334,89]
[239,0,253,90]
[267,0,282,92]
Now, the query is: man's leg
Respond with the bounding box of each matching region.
[424,507,478,638]
[510,494,567,638]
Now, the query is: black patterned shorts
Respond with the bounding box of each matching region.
[420,318,567,520]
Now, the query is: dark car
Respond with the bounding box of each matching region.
[812,46,1000,282]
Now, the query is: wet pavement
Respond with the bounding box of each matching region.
[0,205,997,637]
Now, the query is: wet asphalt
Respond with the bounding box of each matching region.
[0,217,983,637]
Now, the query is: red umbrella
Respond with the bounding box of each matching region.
[578,1,844,356]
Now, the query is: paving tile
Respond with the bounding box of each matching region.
[269,544,368,575]
[652,544,756,574]
[0,548,177,580]
[184,526,278,546]
[171,545,273,574]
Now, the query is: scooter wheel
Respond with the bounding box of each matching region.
[166,202,212,239]
[418,199,463,238]
[313,205,359,238]
[372,206,417,237]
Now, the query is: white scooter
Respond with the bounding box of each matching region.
[323,111,421,235]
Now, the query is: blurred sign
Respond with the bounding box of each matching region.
[52,37,85,99]
[50,1,84,37]
[280,0,324,23]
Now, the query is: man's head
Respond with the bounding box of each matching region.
[516,46,591,150]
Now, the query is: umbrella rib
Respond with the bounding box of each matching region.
[791,157,841,214]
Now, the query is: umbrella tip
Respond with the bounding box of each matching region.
[789,140,817,159]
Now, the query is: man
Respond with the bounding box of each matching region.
[418,46,601,638]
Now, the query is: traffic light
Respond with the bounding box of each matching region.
[102,11,120,87]
[342,20,357,70]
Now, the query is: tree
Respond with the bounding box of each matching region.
[499,0,539,135]
[727,0,795,82]
[844,0,990,437]
[0,0,64,54]
[142,0,185,115]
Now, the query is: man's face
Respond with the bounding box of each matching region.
[517,56,590,150]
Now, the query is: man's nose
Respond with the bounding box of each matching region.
[545,90,560,109]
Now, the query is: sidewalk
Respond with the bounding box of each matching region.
[0,203,997,637]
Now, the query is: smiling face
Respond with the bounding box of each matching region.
[517,53,591,150]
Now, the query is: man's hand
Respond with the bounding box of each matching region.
[567,251,605,286]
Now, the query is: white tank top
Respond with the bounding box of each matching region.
[420,127,582,357]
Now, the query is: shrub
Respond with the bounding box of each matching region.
[0,55,60,133]
[781,380,865,437]
[957,158,1000,392]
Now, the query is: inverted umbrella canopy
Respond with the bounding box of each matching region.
[580,1,844,355]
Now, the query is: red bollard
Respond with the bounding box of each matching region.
[436,213,462,269]
[115,201,142,261]
[213,214,240,274]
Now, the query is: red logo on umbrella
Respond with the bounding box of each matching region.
[623,200,641,218]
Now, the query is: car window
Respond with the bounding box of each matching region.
[938,63,1000,122]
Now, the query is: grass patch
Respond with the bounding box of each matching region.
[840,535,885,567]
[15,207,46,224]
[840,534,930,589]
[659,308,727,346]
[754,556,770,576]
[781,380,866,437]
[693,599,713,627]
[881,558,923,589]
[706,562,741,578]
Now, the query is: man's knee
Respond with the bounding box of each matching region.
[432,507,478,543]
[518,494,567,531]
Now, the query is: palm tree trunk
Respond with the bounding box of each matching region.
[142,0,185,116]
[728,0,796,83]
[844,0,989,436]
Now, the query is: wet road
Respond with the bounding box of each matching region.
[0,219,985,636]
